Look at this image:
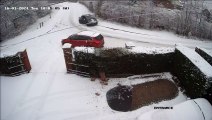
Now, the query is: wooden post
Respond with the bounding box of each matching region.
[62,43,72,72]
[99,71,108,85]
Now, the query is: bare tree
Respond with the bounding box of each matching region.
[80,0,212,40]
[96,0,103,17]
[88,2,94,12]
[0,1,51,41]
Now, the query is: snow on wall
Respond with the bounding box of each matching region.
[62,43,72,48]
[130,46,175,54]
[0,48,25,57]
[196,47,212,57]
[73,47,95,53]
[176,45,212,78]
[73,46,175,55]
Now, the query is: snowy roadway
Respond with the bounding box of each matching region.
[1,2,212,120]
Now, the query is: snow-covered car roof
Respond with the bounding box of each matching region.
[77,31,100,37]
[83,14,95,17]
[81,14,96,20]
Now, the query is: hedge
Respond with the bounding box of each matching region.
[73,48,174,77]
[71,47,212,102]
[0,55,23,75]
[172,49,212,98]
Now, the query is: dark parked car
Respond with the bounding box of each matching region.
[79,14,98,26]
[62,31,104,48]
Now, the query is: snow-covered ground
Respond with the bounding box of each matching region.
[1,2,212,120]
[137,98,212,120]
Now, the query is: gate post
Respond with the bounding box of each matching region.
[62,44,72,73]
[20,49,31,73]
[98,65,108,85]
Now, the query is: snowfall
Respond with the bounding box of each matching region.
[1,2,212,120]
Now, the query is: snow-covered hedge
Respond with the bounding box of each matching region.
[172,45,212,98]
[73,47,174,77]
[71,46,212,102]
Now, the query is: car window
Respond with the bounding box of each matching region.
[85,15,96,20]
[77,35,91,40]
[68,34,79,40]
[95,34,103,40]
[84,36,92,40]
[68,35,72,39]
[85,15,91,19]
[82,16,86,20]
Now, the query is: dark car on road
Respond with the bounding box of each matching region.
[62,31,104,48]
[79,14,98,26]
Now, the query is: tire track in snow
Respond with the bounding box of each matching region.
[1,88,95,119]
[2,74,36,120]
[15,87,92,108]
[3,52,57,120]
[2,3,84,120]
[38,110,98,120]
[28,74,55,120]
[3,31,65,120]
[28,53,62,120]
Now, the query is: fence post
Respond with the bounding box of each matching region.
[99,71,108,85]
[62,43,72,73]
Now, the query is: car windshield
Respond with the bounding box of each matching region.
[85,15,96,21]
[95,34,103,40]
[85,15,94,18]
[68,34,78,40]
[68,34,91,40]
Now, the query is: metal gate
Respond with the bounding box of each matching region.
[68,63,91,77]
[62,46,91,77]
